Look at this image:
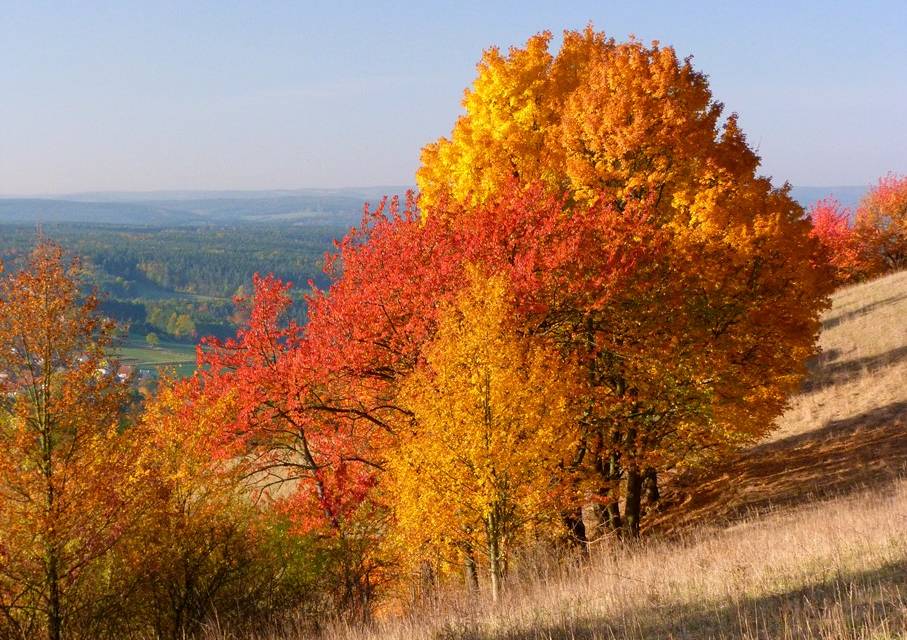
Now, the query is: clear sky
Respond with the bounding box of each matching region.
[1,1,904,195]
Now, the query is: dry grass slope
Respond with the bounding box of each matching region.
[245,271,907,640]
[649,269,907,533]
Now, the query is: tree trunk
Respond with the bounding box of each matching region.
[418,560,435,598]
[605,500,622,535]
[46,550,61,640]
[486,514,502,603]
[562,507,589,553]
[464,548,479,595]
[643,467,659,509]
[43,424,62,640]
[605,452,622,533]
[580,502,604,546]
[623,466,643,539]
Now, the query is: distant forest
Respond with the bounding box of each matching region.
[0,183,862,344]
[0,223,347,340]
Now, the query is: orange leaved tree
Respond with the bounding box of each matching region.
[118,379,317,639]
[418,27,831,538]
[856,173,907,272]
[0,242,139,640]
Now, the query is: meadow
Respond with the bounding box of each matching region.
[114,333,198,378]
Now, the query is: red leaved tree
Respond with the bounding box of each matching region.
[808,198,869,284]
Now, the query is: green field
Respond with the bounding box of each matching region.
[114,335,198,378]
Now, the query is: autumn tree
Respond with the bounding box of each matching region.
[0,242,140,640]
[183,32,831,621]
[386,269,578,601]
[195,274,390,618]
[808,198,870,284]
[808,174,907,287]
[855,173,907,272]
[188,199,467,616]
[190,186,656,611]
[111,379,319,639]
[418,27,831,538]
[417,27,730,217]
[302,186,658,548]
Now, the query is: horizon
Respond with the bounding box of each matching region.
[0,184,417,199]
[1,1,905,194]
[0,182,877,200]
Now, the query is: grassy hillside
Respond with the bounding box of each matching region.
[300,271,907,640]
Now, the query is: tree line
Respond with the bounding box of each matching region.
[0,224,331,342]
[809,173,907,284]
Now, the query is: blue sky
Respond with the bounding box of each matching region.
[0,1,904,194]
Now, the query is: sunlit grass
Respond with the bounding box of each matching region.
[114,334,198,376]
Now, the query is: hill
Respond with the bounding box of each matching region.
[0,186,412,227]
[314,271,907,640]
[0,198,200,225]
[0,186,865,227]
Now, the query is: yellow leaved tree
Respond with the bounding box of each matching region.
[386,270,577,601]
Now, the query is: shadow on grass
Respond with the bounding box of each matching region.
[802,345,907,392]
[648,400,907,533]
[434,562,907,639]
[822,292,907,331]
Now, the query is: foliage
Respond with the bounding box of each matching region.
[808,198,870,284]
[417,27,831,539]
[105,380,323,639]
[0,243,140,640]
[195,274,389,619]
[0,223,336,343]
[195,24,832,602]
[855,173,907,272]
[418,27,744,222]
[807,174,907,287]
[188,184,659,602]
[0,26,853,633]
[0,223,339,298]
[386,270,578,600]
[0,243,375,638]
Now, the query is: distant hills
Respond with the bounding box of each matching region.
[0,185,867,226]
[0,187,411,227]
[0,199,199,226]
